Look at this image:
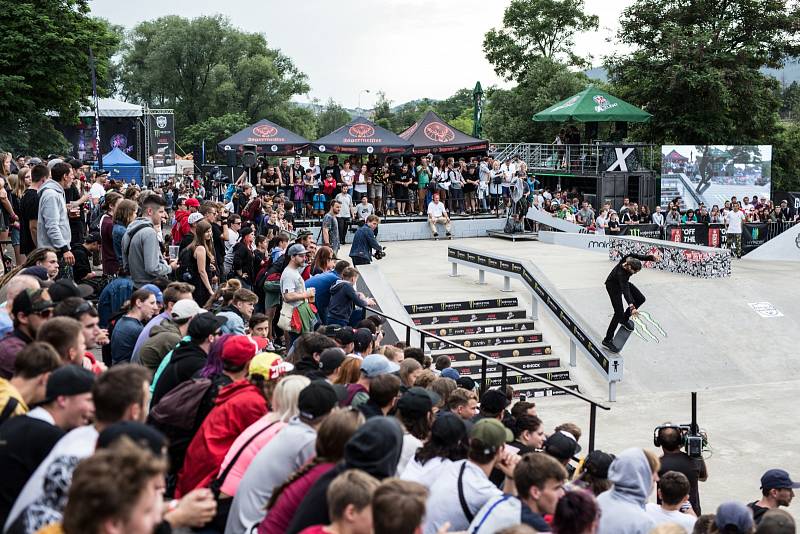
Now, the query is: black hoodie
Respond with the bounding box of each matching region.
[151,340,208,407]
[286,417,403,534]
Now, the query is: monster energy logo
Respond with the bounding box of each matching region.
[631,311,667,343]
[628,228,641,237]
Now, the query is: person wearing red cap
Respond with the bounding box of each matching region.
[175,335,266,498]
[171,197,200,245]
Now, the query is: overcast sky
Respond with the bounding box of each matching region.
[89,0,631,108]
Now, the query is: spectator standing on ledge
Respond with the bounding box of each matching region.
[320,200,341,255]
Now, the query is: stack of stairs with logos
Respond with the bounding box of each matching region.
[406,297,578,398]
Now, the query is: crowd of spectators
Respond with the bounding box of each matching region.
[0,150,794,534]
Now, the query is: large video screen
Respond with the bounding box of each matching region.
[660,145,771,209]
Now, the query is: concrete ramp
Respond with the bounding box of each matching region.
[492,242,800,395]
[743,224,800,261]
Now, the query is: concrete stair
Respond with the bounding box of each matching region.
[405,297,578,398]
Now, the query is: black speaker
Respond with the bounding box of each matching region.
[225,149,237,167]
[242,144,258,168]
[192,147,203,165]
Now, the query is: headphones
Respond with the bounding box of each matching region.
[653,423,687,448]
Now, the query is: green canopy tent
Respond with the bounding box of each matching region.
[533,85,651,123]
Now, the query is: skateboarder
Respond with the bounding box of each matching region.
[602,252,659,352]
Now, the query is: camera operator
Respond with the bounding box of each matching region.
[349,214,383,266]
[655,425,708,515]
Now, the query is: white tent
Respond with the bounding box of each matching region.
[78,97,142,118]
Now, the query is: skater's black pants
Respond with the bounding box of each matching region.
[337,217,350,245]
[605,282,645,341]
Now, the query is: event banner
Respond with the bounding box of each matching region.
[741,222,769,254]
[148,113,175,169]
[664,224,727,247]
[620,224,662,239]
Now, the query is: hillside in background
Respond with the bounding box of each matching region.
[584,63,800,85]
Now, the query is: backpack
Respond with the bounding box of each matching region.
[148,378,213,431]
[0,398,19,425]
[89,206,104,233]
[177,246,195,283]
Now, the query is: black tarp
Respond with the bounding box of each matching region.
[399,111,489,155]
[310,116,412,155]
[217,119,310,155]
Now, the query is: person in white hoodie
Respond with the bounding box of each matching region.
[596,447,659,534]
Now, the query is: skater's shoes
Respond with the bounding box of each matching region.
[446,232,452,239]
[433,232,439,240]
[602,339,621,353]
[622,319,635,331]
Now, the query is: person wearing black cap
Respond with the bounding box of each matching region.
[226,380,339,533]
[748,469,800,524]
[543,430,582,478]
[0,289,54,379]
[69,231,100,283]
[150,311,227,407]
[47,279,93,304]
[0,363,95,526]
[474,387,509,423]
[401,412,468,487]
[286,416,405,534]
[306,347,346,382]
[396,386,440,474]
[571,450,615,496]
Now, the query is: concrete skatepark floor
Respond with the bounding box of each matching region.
[358,236,800,514]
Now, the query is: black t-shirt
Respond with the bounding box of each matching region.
[64,185,85,245]
[659,451,707,515]
[747,502,770,524]
[0,415,65,524]
[19,189,39,254]
[211,223,224,271]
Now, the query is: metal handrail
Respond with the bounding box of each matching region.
[364,305,610,452]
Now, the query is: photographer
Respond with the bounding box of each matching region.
[349,214,383,266]
[655,425,708,515]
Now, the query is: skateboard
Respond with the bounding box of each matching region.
[611,323,633,351]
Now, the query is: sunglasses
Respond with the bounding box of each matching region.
[32,308,53,319]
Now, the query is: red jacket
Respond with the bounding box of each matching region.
[175,379,267,497]
[171,209,191,245]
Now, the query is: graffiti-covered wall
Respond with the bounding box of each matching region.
[609,237,731,278]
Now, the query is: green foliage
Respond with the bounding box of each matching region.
[317,100,351,136]
[117,15,308,136]
[449,108,475,136]
[483,58,588,142]
[0,116,72,157]
[780,81,800,120]
[0,0,118,137]
[373,92,394,123]
[771,122,800,191]
[179,113,250,152]
[484,0,598,80]
[606,0,800,145]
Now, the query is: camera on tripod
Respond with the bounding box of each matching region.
[653,392,709,459]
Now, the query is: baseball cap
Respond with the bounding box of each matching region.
[470,418,514,452]
[456,376,476,391]
[28,157,42,166]
[480,388,509,415]
[714,501,754,533]
[187,312,227,339]
[353,328,373,353]
[97,421,167,457]
[287,243,307,257]
[140,284,164,305]
[95,169,109,177]
[441,367,460,381]
[582,450,615,479]
[44,366,95,403]
[47,158,63,169]
[397,387,440,417]
[329,326,355,346]
[185,198,200,208]
[360,354,400,378]
[431,413,467,444]
[171,299,203,322]
[20,266,49,282]
[297,381,339,420]
[221,335,258,367]
[319,347,346,373]
[48,279,93,303]
[296,230,313,241]
[249,352,293,380]
[760,469,800,490]
[85,232,101,244]
[544,430,582,460]
[12,288,54,316]
[188,212,204,225]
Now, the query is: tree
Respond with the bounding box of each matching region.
[484,0,598,80]
[179,113,250,155]
[117,15,308,133]
[0,0,118,133]
[771,122,800,191]
[781,81,800,120]
[372,91,394,130]
[433,89,474,122]
[483,58,588,142]
[606,0,800,144]
[317,99,352,136]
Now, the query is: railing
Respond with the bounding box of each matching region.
[490,142,658,176]
[364,305,610,452]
